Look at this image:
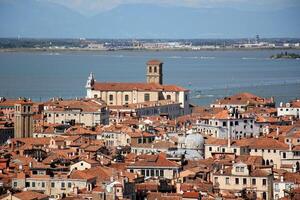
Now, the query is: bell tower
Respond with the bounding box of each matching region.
[146,60,163,85]
[14,101,33,138]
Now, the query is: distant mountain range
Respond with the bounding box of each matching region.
[1,0,300,38]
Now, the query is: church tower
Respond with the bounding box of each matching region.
[86,72,95,98]
[14,102,33,138]
[146,60,163,85]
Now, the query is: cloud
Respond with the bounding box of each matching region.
[47,0,300,16]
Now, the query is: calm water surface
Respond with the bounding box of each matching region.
[0,50,299,105]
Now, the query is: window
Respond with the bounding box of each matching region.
[223,122,227,127]
[235,178,239,184]
[167,95,171,100]
[252,178,256,185]
[94,94,98,98]
[144,93,150,101]
[154,66,157,73]
[138,138,142,144]
[151,169,154,176]
[141,169,145,176]
[236,167,240,172]
[160,170,164,177]
[51,182,55,188]
[235,121,239,125]
[262,179,267,186]
[240,167,244,172]
[109,94,113,101]
[214,177,218,184]
[81,162,84,166]
[125,95,129,101]
[283,152,286,158]
[226,177,230,185]
[243,178,247,185]
[61,182,65,188]
[149,67,152,73]
[68,182,72,188]
[13,182,17,187]
[32,182,36,187]
[209,147,212,151]
[42,182,45,188]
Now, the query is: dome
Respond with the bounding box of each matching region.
[185,133,204,149]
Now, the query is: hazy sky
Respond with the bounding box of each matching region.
[47,0,300,16]
[1,0,300,38]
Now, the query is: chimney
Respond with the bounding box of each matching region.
[289,143,292,151]
[73,186,78,195]
[293,164,297,173]
[227,117,231,148]
[176,182,181,193]
[266,126,270,135]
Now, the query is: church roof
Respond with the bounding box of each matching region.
[92,82,188,92]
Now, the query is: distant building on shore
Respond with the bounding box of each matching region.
[86,60,190,115]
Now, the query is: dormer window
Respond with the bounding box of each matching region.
[236,167,240,172]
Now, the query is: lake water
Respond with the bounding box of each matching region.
[0,49,299,106]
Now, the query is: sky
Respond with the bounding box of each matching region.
[47,0,300,16]
[0,0,300,38]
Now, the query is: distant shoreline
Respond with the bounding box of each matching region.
[1,47,300,53]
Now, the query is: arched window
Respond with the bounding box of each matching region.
[149,67,152,73]
[94,94,98,98]
[154,67,157,73]
[266,160,269,165]
[262,192,267,200]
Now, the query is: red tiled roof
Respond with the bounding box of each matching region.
[182,191,200,198]
[92,82,188,92]
[147,59,163,65]
[13,191,48,200]
[213,92,273,106]
[45,99,106,112]
[128,153,179,168]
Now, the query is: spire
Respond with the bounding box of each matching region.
[85,72,95,89]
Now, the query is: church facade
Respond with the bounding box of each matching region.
[86,60,190,115]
